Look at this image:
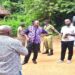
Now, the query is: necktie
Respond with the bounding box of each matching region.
[33,28,37,43]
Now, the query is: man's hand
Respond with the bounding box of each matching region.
[67,33,75,36]
[64,34,69,38]
[41,34,48,37]
[25,35,29,41]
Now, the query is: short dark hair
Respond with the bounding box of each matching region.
[45,19,50,23]
[20,22,25,27]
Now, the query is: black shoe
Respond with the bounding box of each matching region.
[42,51,49,54]
[42,49,49,54]
[47,52,53,56]
[49,50,53,55]
[22,62,28,65]
[32,60,37,64]
[42,52,47,54]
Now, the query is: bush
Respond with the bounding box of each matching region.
[0,18,19,36]
[0,13,37,36]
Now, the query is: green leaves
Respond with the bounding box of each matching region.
[1,0,75,36]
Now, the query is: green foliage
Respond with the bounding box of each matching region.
[3,0,24,13]
[0,0,75,36]
[0,17,19,36]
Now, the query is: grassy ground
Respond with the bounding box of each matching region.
[21,36,75,75]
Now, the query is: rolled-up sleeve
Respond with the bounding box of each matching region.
[24,29,29,35]
[12,40,28,56]
[42,29,48,34]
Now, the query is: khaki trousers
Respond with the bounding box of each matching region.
[43,35,53,50]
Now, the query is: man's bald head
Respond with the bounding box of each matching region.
[0,25,12,35]
[33,20,40,27]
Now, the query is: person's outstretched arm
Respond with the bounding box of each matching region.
[12,40,28,56]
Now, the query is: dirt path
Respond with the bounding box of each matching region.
[21,36,75,75]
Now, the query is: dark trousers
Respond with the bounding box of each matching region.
[61,41,74,61]
[24,42,40,63]
[19,71,22,75]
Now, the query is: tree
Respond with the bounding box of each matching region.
[1,0,75,29]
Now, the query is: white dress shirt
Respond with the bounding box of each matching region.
[61,25,75,41]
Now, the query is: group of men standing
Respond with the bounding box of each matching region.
[17,17,75,64]
[0,17,75,75]
[17,19,60,64]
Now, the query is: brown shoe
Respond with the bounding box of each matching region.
[32,60,37,64]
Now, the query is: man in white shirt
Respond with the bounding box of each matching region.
[60,19,75,64]
[0,25,28,75]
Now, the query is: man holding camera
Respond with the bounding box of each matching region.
[60,19,75,64]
